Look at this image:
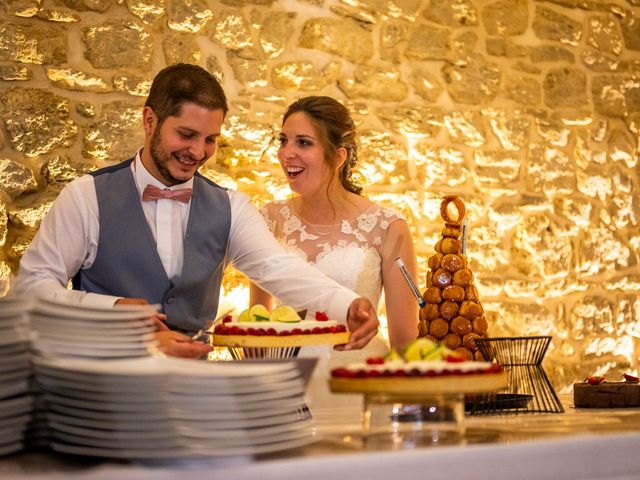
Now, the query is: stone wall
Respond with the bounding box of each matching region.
[1,0,639,391]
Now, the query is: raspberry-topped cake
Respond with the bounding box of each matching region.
[330,338,507,395]
[211,304,350,348]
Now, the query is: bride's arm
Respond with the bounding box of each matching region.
[380,218,420,349]
[249,283,275,310]
[248,201,277,311]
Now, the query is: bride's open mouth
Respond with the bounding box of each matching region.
[286,166,305,179]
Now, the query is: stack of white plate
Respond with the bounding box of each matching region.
[0,297,33,456]
[34,356,314,459]
[30,298,158,359]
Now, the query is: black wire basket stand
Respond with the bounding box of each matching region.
[468,336,564,415]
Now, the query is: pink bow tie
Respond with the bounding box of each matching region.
[142,184,192,203]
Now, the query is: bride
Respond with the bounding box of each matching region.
[250,96,419,408]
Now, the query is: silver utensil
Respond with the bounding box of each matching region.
[191,309,234,342]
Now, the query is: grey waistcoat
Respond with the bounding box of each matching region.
[73,159,231,333]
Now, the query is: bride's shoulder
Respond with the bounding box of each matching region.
[347,199,405,236]
[260,199,292,217]
[363,200,406,223]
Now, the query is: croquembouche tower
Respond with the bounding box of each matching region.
[419,195,489,361]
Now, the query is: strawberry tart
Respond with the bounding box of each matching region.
[211,305,350,348]
[329,338,507,395]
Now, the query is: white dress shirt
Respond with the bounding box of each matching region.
[133,155,191,281]
[11,152,358,323]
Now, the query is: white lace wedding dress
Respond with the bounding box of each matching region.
[260,199,405,410]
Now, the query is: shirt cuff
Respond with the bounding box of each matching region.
[326,290,359,324]
[78,292,121,308]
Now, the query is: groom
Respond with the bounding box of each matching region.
[12,63,379,358]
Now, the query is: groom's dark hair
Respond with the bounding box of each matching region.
[145,63,228,124]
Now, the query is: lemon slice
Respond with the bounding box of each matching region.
[237,308,251,322]
[423,343,447,361]
[403,337,437,361]
[270,305,301,323]
[385,348,403,362]
[249,304,270,322]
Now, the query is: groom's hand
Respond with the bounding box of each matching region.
[155,331,212,359]
[115,297,168,332]
[334,297,379,351]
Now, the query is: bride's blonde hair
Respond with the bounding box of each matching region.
[282,96,362,195]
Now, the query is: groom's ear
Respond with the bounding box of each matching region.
[142,106,157,135]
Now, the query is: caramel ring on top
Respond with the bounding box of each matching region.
[440,195,466,226]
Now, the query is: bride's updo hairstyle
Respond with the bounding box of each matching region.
[282,96,363,195]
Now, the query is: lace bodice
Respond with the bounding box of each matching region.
[260,200,405,309]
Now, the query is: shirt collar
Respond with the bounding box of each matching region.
[132,149,195,197]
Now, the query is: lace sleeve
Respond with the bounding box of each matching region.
[378,206,407,252]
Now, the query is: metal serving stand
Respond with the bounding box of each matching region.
[469,336,564,415]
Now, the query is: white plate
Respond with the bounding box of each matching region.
[169,387,306,407]
[47,410,303,432]
[46,412,174,432]
[34,335,153,350]
[34,356,166,376]
[171,369,302,391]
[0,353,30,373]
[0,414,31,430]
[34,349,151,360]
[34,363,166,385]
[43,390,306,416]
[0,296,31,306]
[50,421,312,449]
[0,441,24,456]
[0,428,26,443]
[36,297,160,314]
[179,417,312,440]
[170,372,304,396]
[178,430,316,456]
[169,398,304,422]
[34,371,165,393]
[0,382,29,398]
[33,343,151,358]
[37,376,303,406]
[188,426,313,448]
[0,395,33,418]
[50,440,199,460]
[49,421,178,441]
[51,430,315,459]
[50,430,184,450]
[31,315,156,334]
[0,342,30,355]
[38,383,166,404]
[165,358,298,378]
[0,323,28,335]
[0,329,29,346]
[32,329,155,344]
[0,368,31,384]
[48,402,170,422]
[33,331,156,346]
[0,306,29,318]
[34,370,302,397]
[186,411,308,430]
[34,355,298,379]
[46,398,305,423]
[43,392,169,413]
[32,304,158,322]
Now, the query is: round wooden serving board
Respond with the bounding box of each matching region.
[329,370,508,395]
[211,331,350,348]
